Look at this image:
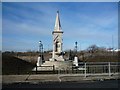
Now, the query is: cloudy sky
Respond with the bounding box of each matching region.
[2,2,118,52]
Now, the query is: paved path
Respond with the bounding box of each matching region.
[2,73,119,84]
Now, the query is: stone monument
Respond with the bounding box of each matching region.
[33,11,72,71]
[49,11,64,61]
[42,11,72,70]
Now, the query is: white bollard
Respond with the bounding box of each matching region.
[73,56,78,67]
[37,56,42,66]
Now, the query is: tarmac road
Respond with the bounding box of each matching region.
[2,79,119,89]
[2,74,120,89]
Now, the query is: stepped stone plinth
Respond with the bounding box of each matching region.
[32,61,73,71]
[42,61,72,70]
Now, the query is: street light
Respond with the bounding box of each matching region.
[75,41,78,56]
[39,41,42,57]
[38,41,44,61]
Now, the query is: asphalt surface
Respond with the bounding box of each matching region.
[2,74,120,89]
[2,79,119,88]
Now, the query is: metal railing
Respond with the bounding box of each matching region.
[6,62,119,76]
[57,62,120,77]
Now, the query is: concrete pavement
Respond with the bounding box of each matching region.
[2,73,119,84]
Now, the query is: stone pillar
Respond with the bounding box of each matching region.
[73,56,78,67]
[37,56,42,66]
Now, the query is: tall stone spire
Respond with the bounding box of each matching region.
[54,11,62,31]
[49,11,64,61]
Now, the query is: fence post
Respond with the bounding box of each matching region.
[53,65,55,74]
[108,62,111,77]
[84,62,86,78]
[72,66,73,74]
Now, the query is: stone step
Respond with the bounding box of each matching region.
[41,61,73,70]
[54,55,64,61]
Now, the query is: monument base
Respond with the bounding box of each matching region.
[43,61,72,70]
[32,61,73,71]
[49,54,64,61]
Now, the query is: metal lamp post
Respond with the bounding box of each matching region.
[39,41,44,62]
[75,41,78,56]
[39,41,42,57]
